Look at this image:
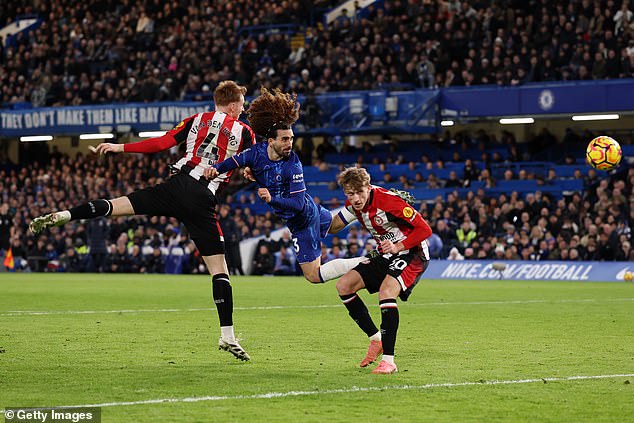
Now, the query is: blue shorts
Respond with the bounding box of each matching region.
[288,204,332,264]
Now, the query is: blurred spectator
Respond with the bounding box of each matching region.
[273,245,296,276]
[107,243,131,273]
[60,247,83,273]
[252,244,275,275]
[219,205,244,276]
[447,247,464,260]
[86,218,109,272]
[145,247,165,273]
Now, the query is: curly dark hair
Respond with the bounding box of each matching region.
[247,87,300,139]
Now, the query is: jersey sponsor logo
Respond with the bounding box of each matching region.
[292,173,304,181]
[379,232,397,242]
[403,206,414,218]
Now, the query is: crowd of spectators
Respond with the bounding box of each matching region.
[2,0,634,107]
[1,132,632,274]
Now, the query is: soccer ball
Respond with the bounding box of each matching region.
[624,271,633,282]
[586,136,622,171]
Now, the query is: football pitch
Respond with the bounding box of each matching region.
[1,274,633,422]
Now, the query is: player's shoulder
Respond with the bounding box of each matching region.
[289,151,302,164]
[372,185,407,205]
[204,111,252,129]
[371,185,391,198]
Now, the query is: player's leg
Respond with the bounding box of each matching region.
[336,259,384,367]
[317,255,369,282]
[178,179,250,361]
[301,254,369,283]
[297,206,368,283]
[290,219,324,282]
[372,253,427,374]
[201,253,249,361]
[29,178,181,235]
[29,196,134,234]
[372,276,401,375]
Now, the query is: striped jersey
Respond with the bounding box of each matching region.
[338,185,432,259]
[170,111,255,193]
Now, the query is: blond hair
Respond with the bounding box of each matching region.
[214,80,247,106]
[337,167,371,191]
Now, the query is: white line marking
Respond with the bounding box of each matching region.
[1,298,633,317]
[1,373,632,413]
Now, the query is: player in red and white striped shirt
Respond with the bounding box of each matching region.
[29,81,255,361]
[329,167,432,374]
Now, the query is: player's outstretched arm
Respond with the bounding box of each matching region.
[328,214,348,234]
[94,143,124,155]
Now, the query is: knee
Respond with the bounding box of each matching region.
[304,272,321,284]
[336,276,355,295]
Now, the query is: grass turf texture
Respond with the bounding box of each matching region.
[1,274,633,422]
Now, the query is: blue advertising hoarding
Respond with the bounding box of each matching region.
[440,79,634,117]
[425,260,633,282]
[2,79,634,136]
[0,102,211,137]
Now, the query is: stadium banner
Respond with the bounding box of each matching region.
[441,79,634,117]
[0,102,211,136]
[426,260,632,282]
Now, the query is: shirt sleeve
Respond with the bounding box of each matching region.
[268,157,306,211]
[288,157,306,195]
[269,193,305,212]
[123,115,193,153]
[337,203,357,225]
[123,133,177,153]
[215,147,254,174]
[385,198,432,250]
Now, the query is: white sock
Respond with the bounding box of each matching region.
[382,354,395,365]
[319,256,366,281]
[369,331,381,342]
[221,326,235,342]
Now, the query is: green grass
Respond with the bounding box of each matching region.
[1,274,633,422]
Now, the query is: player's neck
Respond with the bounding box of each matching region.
[267,143,284,161]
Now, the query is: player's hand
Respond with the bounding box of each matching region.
[203,167,219,180]
[94,143,124,155]
[243,167,255,182]
[258,188,271,203]
[380,240,402,254]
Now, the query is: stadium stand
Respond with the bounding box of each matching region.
[1,131,632,273]
[1,1,633,273]
[2,0,634,107]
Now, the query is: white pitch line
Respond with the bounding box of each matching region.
[1,373,632,413]
[1,298,634,317]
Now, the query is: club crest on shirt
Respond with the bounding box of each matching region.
[373,216,383,225]
[403,207,414,218]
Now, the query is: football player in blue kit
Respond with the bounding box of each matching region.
[205,88,366,283]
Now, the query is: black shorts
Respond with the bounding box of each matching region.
[127,172,224,256]
[354,252,429,301]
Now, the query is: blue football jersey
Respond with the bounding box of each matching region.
[215,141,316,229]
